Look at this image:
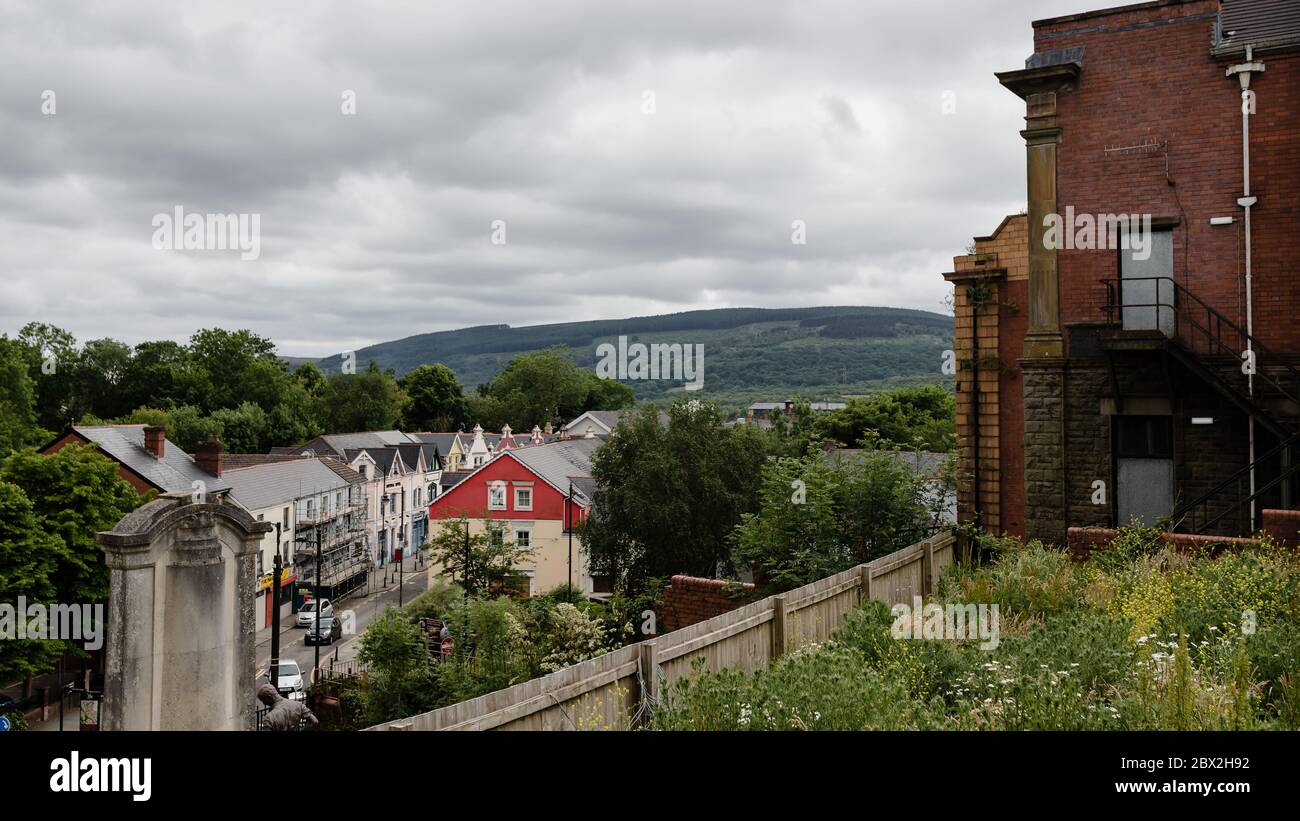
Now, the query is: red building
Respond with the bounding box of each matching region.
[427,438,601,595]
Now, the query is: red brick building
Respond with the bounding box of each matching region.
[953,0,1299,542]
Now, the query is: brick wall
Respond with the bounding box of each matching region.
[660,575,755,633]
[945,215,1028,537]
[1066,525,1260,560]
[1033,1,1300,351]
[1262,508,1300,547]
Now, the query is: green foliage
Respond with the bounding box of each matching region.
[357,608,439,725]
[399,578,463,624]
[582,399,767,591]
[400,364,470,432]
[0,444,143,605]
[732,447,942,592]
[319,363,408,434]
[0,480,65,682]
[0,337,42,456]
[654,526,1300,731]
[813,384,955,451]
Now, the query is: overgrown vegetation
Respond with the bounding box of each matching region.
[349,581,656,726]
[653,530,1300,730]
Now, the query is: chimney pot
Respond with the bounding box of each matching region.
[195,436,224,478]
[143,425,166,458]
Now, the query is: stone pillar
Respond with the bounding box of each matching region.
[97,492,271,730]
[998,55,1081,546]
[997,59,1079,361]
[1021,361,1067,545]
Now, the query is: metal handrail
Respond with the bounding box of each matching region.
[1100,276,1300,407]
[1171,428,1300,534]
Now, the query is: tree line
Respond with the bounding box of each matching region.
[0,323,635,456]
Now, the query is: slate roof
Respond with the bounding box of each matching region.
[223,458,359,512]
[508,438,602,497]
[68,425,230,493]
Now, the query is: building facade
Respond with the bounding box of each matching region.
[961,0,1299,543]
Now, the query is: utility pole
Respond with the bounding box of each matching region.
[462,519,470,654]
[313,525,322,686]
[567,480,574,601]
[269,522,283,691]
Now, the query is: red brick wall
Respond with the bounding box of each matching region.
[660,575,755,633]
[1261,508,1300,546]
[1066,525,1260,560]
[1000,277,1029,537]
[1035,1,1300,349]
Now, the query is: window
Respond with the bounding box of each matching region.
[414,487,422,507]
[1115,415,1173,458]
[514,487,532,511]
[282,507,289,529]
[359,464,368,480]
[488,484,506,509]
[514,526,531,550]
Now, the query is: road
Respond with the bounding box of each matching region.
[256,554,430,684]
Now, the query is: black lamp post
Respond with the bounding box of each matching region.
[270,522,283,691]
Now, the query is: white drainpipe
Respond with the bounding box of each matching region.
[1227,47,1264,525]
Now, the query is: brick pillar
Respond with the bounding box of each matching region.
[1022,359,1067,545]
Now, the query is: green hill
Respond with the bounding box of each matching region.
[309,306,954,413]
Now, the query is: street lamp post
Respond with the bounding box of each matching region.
[270,522,283,691]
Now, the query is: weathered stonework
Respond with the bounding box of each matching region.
[97,492,271,731]
[1021,359,1066,544]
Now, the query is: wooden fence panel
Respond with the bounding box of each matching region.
[365,531,955,731]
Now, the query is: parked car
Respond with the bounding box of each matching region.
[296,598,332,627]
[304,615,342,646]
[268,660,304,696]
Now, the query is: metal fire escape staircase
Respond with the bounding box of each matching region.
[1100,276,1300,534]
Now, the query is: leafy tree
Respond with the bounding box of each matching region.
[357,608,438,724]
[319,363,408,433]
[731,445,937,592]
[0,480,64,683]
[16,322,78,430]
[184,328,279,413]
[582,399,767,591]
[0,444,143,604]
[68,338,133,421]
[814,385,955,451]
[400,364,469,432]
[581,371,635,415]
[0,337,42,456]
[208,402,267,453]
[483,347,589,430]
[426,515,535,597]
[118,340,189,413]
[167,405,225,453]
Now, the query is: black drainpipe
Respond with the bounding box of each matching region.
[969,285,981,530]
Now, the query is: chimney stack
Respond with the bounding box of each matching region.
[195,436,223,478]
[143,426,166,458]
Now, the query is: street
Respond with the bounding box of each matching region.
[256,554,430,684]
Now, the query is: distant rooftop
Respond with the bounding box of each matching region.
[67,424,230,494]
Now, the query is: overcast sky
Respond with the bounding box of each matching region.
[0,0,1089,357]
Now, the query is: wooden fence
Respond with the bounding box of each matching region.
[366,530,956,731]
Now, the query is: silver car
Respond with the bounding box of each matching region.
[295,598,332,628]
[269,660,303,697]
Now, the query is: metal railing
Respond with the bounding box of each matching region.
[1100,276,1300,408]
